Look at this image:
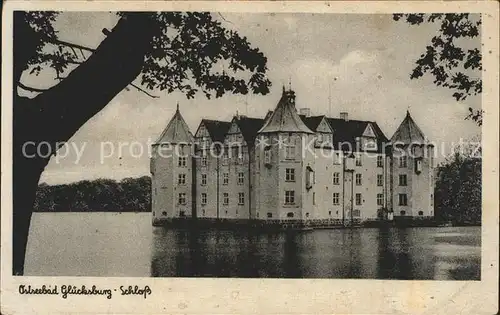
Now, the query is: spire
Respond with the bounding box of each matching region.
[154,105,193,144]
[258,88,313,134]
[391,110,426,144]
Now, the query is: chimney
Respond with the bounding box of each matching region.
[299,108,311,117]
[340,112,349,121]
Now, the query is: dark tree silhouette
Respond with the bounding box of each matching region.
[34,177,152,212]
[393,13,482,125]
[13,11,271,275]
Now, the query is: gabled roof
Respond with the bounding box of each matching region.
[326,117,389,151]
[300,115,330,132]
[154,104,193,144]
[201,119,232,143]
[391,111,426,143]
[258,88,314,134]
[233,116,265,144]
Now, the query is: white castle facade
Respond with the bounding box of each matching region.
[150,88,435,228]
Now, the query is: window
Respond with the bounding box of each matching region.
[355,173,362,185]
[267,212,272,218]
[377,174,383,186]
[313,192,316,205]
[287,212,294,218]
[223,193,229,205]
[418,211,424,216]
[377,193,384,206]
[200,137,209,148]
[400,210,406,216]
[201,174,207,186]
[285,145,296,160]
[352,209,360,217]
[377,155,383,167]
[201,155,207,167]
[333,152,341,164]
[285,136,295,160]
[264,147,271,164]
[238,172,244,185]
[305,166,314,190]
[223,173,229,185]
[355,154,362,166]
[201,193,207,205]
[333,193,340,205]
[355,193,362,205]
[285,190,295,205]
[178,174,186,185]
[333,172,340,185]
[237,148,244,164]
[202,209,206,216]
[399,156,407,168]
[178,156,187,167]
[222,151,229,165]
[430,193,434,206]
[415,159,422,173]
[285,168,295,182]
[178,193,186,205]
[399,174,407,186]
[179,211,186,217]
[162,211,167,216]
[399,193,408,206]
[238,192,245,205]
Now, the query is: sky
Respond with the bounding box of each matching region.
[19,12,481,185]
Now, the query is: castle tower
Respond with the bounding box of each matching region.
[256,87,314,222]
[390,111,434,219]
[151,104,194,225]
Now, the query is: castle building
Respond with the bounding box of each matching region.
[151,88,435,228]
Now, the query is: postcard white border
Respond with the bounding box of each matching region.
[2,1,498,314]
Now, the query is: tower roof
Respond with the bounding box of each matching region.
[154,104,193,144]
[258,88,314,134]
[234,116,266,144]
[391,110,426,143]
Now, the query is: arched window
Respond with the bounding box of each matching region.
[287,212,294,218]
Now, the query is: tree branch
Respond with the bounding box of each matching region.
[49,38,96,53]
[129,83,159,98]
[17,82,47,93]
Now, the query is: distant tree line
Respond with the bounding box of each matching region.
[434,144,482,225]
[34,176,151,212]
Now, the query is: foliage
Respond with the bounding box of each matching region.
[434,142,482,225]
[34,176,151,212]
[393,13,483,125]
[18,11,271,98]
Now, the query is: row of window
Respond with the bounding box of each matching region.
[181,154,409,169]
[157,209,427,217]
[177,173,246,185]
[178,171,404,187]
[180,192,410,207]
[199,192,245,206]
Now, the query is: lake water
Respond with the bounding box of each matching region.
[25,212,481,279]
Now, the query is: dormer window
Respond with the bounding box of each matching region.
[363,138,378,151]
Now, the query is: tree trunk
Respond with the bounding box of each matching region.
[13,13,157,275]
